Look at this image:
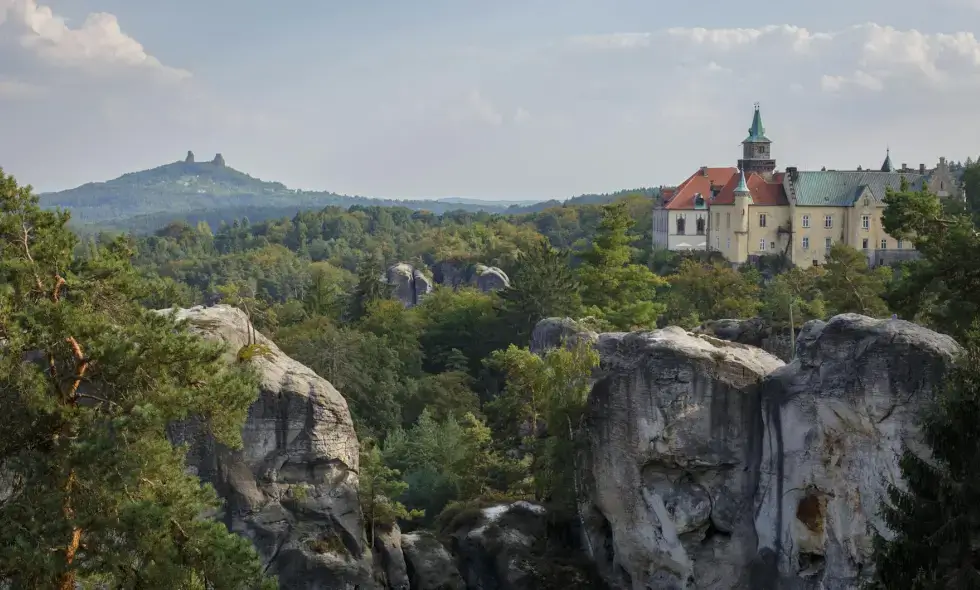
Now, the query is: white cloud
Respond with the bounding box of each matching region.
[0,76,42,99]
[0,0,189,80]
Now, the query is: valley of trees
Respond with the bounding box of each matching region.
[4,160,980,587]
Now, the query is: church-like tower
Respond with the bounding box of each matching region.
[738,103,776,176]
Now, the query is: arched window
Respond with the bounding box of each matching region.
[676,216,686,235]
[696,217,706,235]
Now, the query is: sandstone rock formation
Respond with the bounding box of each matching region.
[472,264,510,291]
[431,261,510,292]
[696,317,794,362]
[386,263,433,307]
[159,305,376,589]
[532,314,960,590]
[752,315,959,589]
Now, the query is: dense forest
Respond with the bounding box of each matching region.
[5,162,980,587]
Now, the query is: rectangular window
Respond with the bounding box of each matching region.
[862,215,870,230]
[770,241,776,250]
[726,213,731,229]
[759,214,767,228]
[759,239,766,251]
[824,215,833,229]
[801,215,810,228]
[716,237,720,249]
[715,212,720,227]
[862,238,869,250]
[897,239,904,249]
[802,237,810,250]
[881,239,887,249]
[726,237,731,250]
[825,237,832,252]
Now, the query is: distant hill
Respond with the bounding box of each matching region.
[39,153,658,233]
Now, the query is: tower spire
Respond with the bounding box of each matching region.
[881,147,894,172]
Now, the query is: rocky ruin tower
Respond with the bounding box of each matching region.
[212,153,226,166]
[185,150,195,163]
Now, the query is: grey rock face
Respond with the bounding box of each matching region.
[752,314,960,589]
[696,317,794,362]
[159,305,376,590]
[386,263,432,307]
[401,532,466,590]
[445,501,602,590]
[579,327,784,590]
[432,261,510,292]
[473,264,510,291]
[540,314,959,590]
[529,317,599,354]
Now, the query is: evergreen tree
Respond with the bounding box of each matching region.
[494,241,581,346]
[0,170,273,589]
[348,254,393,321]
[358,439,422,546]
[576,202,667,330]
[866,350,980,589]
[662,259,762,328]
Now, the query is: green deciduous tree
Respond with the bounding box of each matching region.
[760,266,828,327]
[577,202,667,330]
[882,183,980,345]
[494,241,582,346]
[488,341,600,514]
[348,254,392,322]
[817,243,891,317]
[662,259,762,328]
[357,440,422,546]
[865,351,980,589]
[0,170,273,589]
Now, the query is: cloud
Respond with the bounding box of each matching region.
[0,0,189,80]
[0,76,43,99]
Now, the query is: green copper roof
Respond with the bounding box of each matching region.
[880,148,894,172]
[744,104,770,143]
[791,170,925,207]
[734,170,750,195]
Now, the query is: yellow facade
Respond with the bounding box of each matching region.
[709,204,791,263]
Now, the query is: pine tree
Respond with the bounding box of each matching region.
[494,241,581,346]
[348,254,393,321]
[576,201,667,330]
[0,169,274,588]
[866,350,980,589]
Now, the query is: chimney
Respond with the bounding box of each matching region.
[786,166,798,181]
[919,163,926,174]
[700,166,708,177]
[901,163,908,171]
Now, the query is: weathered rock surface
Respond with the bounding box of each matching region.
[402,532,466,590]
[431,261,510,292]
[579,327,784,590]
[752,314,960,589]
[533,314,960,590]
[386,263,432,307]
[696,317,794,362]
[444,502,603,590]
[160,305,375,589]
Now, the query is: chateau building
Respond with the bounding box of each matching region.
[652,104,963,268]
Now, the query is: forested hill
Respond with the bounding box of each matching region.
[38,153,661,233]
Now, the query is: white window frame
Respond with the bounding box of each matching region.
[824,215,833,229]
[759,213,767,228]
[861,215,870,230]
[802,236,809,250]
[801,215,810,228]
[759,238,767,251]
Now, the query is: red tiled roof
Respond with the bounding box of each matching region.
[663,167,738,210]
[713,171,788,206]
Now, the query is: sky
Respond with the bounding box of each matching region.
[1,0,979,200]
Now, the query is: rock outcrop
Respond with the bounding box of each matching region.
[532,314,960,590]
[431,261,510,292]
[160,305,375,589]
[385,263,433,307]
[696,317,794,362]
[752,315,959,589]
